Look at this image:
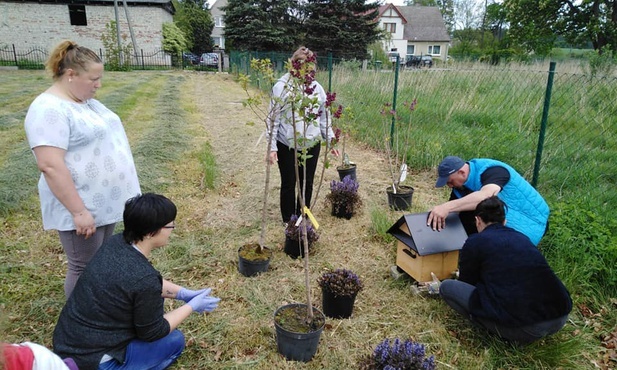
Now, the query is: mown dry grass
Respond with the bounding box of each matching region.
[0,70,598,369]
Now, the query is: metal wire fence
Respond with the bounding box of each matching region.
[230,51,617,218]
[0,44,212,70]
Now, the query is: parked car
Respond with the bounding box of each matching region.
[200,53,219,67]
[405,55,433,68]
[183,52,200,65]
[388,51,401,64]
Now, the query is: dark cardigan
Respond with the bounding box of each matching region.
[459,224,572,327]
[53,234,170,370]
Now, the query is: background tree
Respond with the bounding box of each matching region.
[504,0,617,55]
[301,0,380,60]
[173,0,214,54]
[222,0,299,51]
[162,22,189,66]
[101,20,134,71]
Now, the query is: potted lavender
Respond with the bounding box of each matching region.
[325,175,362,219]
[284,214,320,259]
[358,338,436,370]
[317,268,363,319]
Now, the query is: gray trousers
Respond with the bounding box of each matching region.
[440,279,568,345]
[59,223,115,298]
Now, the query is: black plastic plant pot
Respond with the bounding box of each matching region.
[331,204,353,220]
[274,303,325,362]
[237,244,271,277]
[284,236,311,259]
[336,164,357,182]
[322,289,357,319]
[386,185,414,211]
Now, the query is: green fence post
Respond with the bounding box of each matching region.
[390,54,400,147]
[328,52,333,92]
[532,61,556,187]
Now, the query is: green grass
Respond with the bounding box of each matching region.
[197,142,218,189]
[322,63,616,223]
[1,68,614,369]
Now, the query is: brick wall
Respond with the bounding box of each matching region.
[0,2,172,52]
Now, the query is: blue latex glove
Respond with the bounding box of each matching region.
[176,287,211,303]
[188,292,220,313]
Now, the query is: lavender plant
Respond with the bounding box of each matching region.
[325,175,361,215]
[285,214,319,244]
[317,268,363,298]
[359,338,436,370]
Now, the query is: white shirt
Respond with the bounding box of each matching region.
[24,93,141,231]
[268,73,335,151]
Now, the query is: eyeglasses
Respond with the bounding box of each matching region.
[163,225,175,229]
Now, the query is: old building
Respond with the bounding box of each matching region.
[0,0,174,52]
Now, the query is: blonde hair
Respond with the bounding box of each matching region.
[291,46,314,63]
[45,40,102,80]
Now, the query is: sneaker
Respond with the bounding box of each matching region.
[390,265,406,280]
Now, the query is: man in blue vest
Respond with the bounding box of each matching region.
[427,156,549,245]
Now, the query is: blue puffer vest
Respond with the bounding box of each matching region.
[453,159,549,245]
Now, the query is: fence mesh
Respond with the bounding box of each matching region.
[0,45,215,70]
[230,51,616,218]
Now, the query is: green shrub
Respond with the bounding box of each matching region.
[541,201,617,300]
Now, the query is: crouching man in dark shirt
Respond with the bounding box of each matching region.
[53,193,221,370]
[439,196,571,345]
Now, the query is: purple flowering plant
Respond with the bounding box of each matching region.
[317,268,363,298]
[325,175,361,215]
[358,338,436,370]
[285,214,319,244]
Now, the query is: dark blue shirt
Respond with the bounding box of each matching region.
[459,224,572,327]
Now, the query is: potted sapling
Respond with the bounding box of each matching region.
[381,99,417,211]
[271,48,341,362]
[236,58,278,277]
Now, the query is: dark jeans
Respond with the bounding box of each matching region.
[440,279,568,345]
[276,141,321,223]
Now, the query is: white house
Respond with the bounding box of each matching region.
[378,3,450,61]
[0,0,174,52]
[209,0,226,50]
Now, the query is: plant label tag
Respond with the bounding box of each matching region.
[303,206,320,230]
[295,215,302,226]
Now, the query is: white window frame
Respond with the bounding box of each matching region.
[428,45,441,55]
[214,16,224,27]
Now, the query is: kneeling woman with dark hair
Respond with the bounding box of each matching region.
[439,196,572,345]
[53,193,220,370]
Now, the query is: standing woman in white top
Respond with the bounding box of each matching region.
[24,40,141,298]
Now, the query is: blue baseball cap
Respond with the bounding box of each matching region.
[435,156,465,187]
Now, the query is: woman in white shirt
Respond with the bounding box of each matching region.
[24,40,141,298]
